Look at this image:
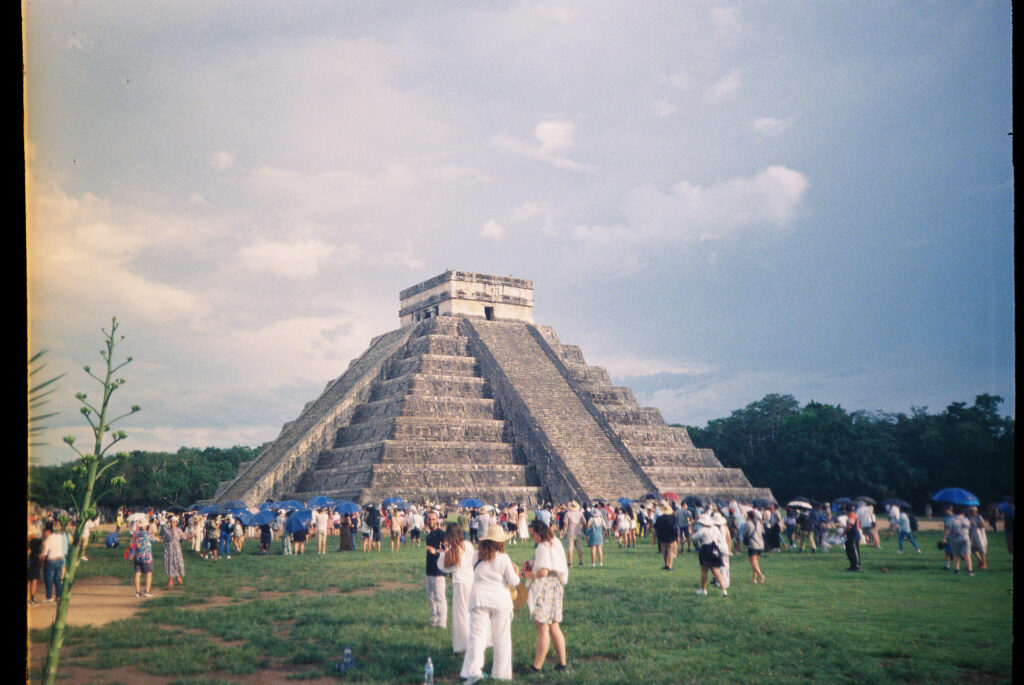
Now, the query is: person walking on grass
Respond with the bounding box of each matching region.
[896,509,921,554]
[563,502,585,567]
[129,522,155,597]
[162,516,187,588]
[586,511,605,566]
[424,509,448,630]
[653,502,680,571]
[942,507,973,575]
[741,509,767,583]
[967,506,989,570]
[524,519,569,674]
[844,504,862,571]
[315,507,330,555]
[460,525,521,683]
[439,522,475,655]
[39,523,65,603]
[218,515,233,559]
[693,513,728,597]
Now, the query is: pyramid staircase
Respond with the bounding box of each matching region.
[290,316,544,505]
[533,326,775,503]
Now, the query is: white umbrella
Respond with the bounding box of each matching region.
[786,500,813,510]
[127,512,148,523]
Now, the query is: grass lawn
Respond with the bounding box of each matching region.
[29,525,1013,684]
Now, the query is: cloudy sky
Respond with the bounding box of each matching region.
[26,1,1014,466]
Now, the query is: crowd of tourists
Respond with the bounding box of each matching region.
[26,494,1014,681]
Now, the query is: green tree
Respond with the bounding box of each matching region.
[28,348,66,446]
[41,317,140,685]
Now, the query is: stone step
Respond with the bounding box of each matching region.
[371,374,490,401]
[387,354,479,380]
[335,416,507,445]
[402,334,471,359]
[351,396,499,422]
[312,440,519,470]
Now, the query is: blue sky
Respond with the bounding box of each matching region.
[26,1,1014,466]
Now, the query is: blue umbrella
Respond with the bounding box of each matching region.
[459,498,484,508]
[382,496,406,507]
[617,497,633,506]
[233,511,254,526]
[199,504,221,515]
[395,501,411,511]
[335,501,361,515]
[221,500,248,510]
[258,502,279,511]
[275,500,305,511]
[931,488,980,506]
[250,510,277,526]
[285,509,313,533]
[307,495,334,509]
[996,501,1014,513]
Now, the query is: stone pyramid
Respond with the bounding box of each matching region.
[212,271,773,507]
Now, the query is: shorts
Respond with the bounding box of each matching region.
[566,534,584,552]
[410,528,421,540]
[372,528,382,543]
[293,530,308,543]
[317,529,328,540]
[28,561,41,581]
[134,559,153,574]
[747,548,763,558]
[698,544,724,568]
[659,541,678,562]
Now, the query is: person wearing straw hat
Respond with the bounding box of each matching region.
[524,518,570,673]
[563,501,585,567]
[693,513,728,596]
[460,524,521,683]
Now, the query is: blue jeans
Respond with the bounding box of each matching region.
[219,535,231,556]
[44,558,65,600]
[898,531,920,552]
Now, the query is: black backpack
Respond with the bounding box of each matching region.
[908,513,919,532]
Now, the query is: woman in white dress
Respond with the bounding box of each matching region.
[693,513,729,596]
[438,523,476,654]
[524,519,569,673]
[460,525,521,683]
[517,507,529,541]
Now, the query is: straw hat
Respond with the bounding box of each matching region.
[568,501,580,510]
[509,583,529,610]
[696,514,715,527]
[480,524,512,543]
[659,502,673,515]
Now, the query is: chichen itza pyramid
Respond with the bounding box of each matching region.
[212,271,774,507]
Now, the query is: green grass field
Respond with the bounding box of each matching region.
[29,526,1013,684]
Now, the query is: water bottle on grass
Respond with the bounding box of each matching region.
[335,645,355,673]
[424,656,434,684]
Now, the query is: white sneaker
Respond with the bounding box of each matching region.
[696,589,707,596]
[721,590,728,597]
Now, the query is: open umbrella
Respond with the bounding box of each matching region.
[787,500,813,510]
[258,501,279,511]
[307,495,334,509]
[662,492,680,501]
[335,501,361,515]
[198,504,220,515]
[165,504,187,514]
[459,498,484,509]
[881,498,910,509]
[250,510,277,526]
[996,501,1014,514]
[395,501,411,511]
[931,488,980,506]
[127,512,148,523]
[855,496,877,506]
[220,500,248,510]
[617,497,634,506]
[285,509,313,533]
[752,498,774,508]
[642,493,659,500]
[275,500,304,511]
[683,495,706,507]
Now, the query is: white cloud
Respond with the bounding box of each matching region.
[590,353,715,378]
[751,117,794,137]
[480,219,506,241]
[652,101,678,118]
[493,121,598,174]
[211,150,235,170]
[239,239,354,279]
[709,7,742,34]
[706,69,741,101]
[535,120,576,153]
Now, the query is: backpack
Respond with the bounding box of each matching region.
[908,513,919,532]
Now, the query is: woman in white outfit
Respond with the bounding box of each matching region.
[693,513,729,596]
[438,522,476,654]
[517,507,529,541]
[524,519,569,673]
[460,524,521,683]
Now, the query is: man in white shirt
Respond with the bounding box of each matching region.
[40,523,66,603]
[315,508,330,554]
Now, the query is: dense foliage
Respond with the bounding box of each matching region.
[29,445,257,510]
[685,393,1014,510]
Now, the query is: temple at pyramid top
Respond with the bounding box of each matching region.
[399,270,534,325]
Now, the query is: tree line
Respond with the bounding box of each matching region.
[29,445,258,512]
[683,393,1014,512]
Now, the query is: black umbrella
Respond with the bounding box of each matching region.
[165,505,187,514]
[855,496,876,506]
[642,493,659,500]
[683,495,706,507]
[881,498,910,509]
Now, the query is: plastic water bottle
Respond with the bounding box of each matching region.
[335,646,355,673]
[424,656,434,685]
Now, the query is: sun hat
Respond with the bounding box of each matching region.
[568,501,580,510]
[480,524,512,543]
[697,514,715,527]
